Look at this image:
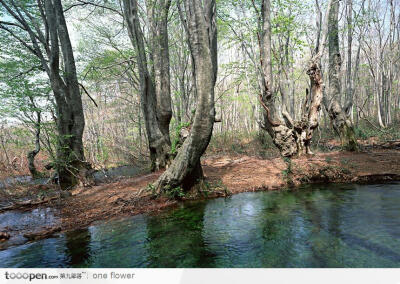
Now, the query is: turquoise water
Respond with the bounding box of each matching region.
[0,182,399,268]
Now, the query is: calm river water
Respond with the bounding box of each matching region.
[1,182,399,267]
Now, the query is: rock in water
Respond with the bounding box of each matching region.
[23,227,61,241]
[0,232,10,241]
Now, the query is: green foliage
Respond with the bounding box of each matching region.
[147,183,157,196]
[0,38,51,120]
[230,143,245,154]
[82,49,135,81]
[282,157,293,185]
[354,126,371,140]
[354,122,400,141]
[170,121,191,155]
[165,186,185,200]
[95,136,110,166]
[208,179,231,197]
[197,179,211,198]
[0,19,57,167]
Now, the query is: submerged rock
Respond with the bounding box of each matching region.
[23,226,61,241]
[0,232,10,241]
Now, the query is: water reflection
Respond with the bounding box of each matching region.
[0,182,399,267]
[65,229,91,267]
[0,237,68,267]
[145,202,215,267]
[83,215,150,267]
[0,207,60,250]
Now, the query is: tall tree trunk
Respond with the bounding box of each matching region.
[325,0,358,151]
[154,0,217,193]
[0,0,92,188]
[148,0,173,136]
[345,0,353,119]
[376,58,385,128]
[258,0,296,156]
[46,0,92,188]
[123,0,172,171]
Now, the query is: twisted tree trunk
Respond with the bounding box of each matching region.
[257,0,326,157]
[148,0,172,137]
[154,0,217,193]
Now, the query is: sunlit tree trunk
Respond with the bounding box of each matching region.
[345,0,353,121]
[147,0,173,137]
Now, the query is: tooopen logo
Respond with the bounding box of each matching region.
[5,272,48,281]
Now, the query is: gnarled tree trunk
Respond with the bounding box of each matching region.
[154,0,217,193]
[148,0,172,137]
[257,0,326,157]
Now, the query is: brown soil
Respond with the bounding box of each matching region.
[205,149,400,190]
[1,148,400,246]
[54,148,400,232]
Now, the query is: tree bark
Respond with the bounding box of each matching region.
[46,0,92,187]
[154,0,217,193]
[325,0,358,151]
[123,0,172,171]
[0,0,92,188]
[258,0,296,157]
[147,0,173,137]
[257,0,326,157]
[345,0,353,119]
[28,110,41,179]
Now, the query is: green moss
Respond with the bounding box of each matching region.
[170,121,191,155]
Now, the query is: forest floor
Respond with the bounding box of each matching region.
[1,139,400,248]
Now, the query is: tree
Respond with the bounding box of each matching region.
[154,0,217,192]
[324,0,358,151]
[0,0,91,188]
[256,0,329,156]
[122,0,173,171]
[0,32,50,178]
[0,76,48,179]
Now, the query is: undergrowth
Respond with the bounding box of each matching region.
[207,130,279,158]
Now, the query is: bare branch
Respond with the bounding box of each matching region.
[10,65,43,80]
[0,20,25,30]
[64,0,123,16]
[0,23,37,55]
[79,83,98,107]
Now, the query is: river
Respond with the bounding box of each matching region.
[0,182,399,267]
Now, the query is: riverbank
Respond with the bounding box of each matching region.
[1,148,400,249]
[2,182,400,267]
